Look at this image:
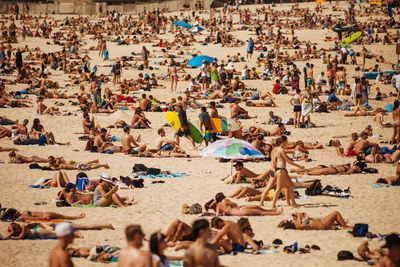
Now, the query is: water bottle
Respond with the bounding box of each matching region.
[293,241,298,252]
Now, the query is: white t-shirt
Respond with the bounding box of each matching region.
[393,74,400,90]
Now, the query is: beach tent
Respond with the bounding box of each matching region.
[190,26,205,33]
[187,55,214,68]
[175,20,192,29]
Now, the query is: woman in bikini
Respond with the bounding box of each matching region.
[2,221,114,240]
[8,151,49,164]
[214,192,282,216]
[277,211,352,230]
[290,163,362,175]
[168,62,178,92]
[260,136,304,208]
[0,208,85,222]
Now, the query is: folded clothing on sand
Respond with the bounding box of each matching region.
[137,173,188,179]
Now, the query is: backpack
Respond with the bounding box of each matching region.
[305,180,322,196]
[133,164,147,173]
[189,203,202,215]
[352,224,369,237]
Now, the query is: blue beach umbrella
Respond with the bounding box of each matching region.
[175,20,192,29]
[187,55,214,68]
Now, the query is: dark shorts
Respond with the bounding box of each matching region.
[293,105,301,112]
[356,94,362,99]
[247,49,253,54]
[232,243,245,253]
[177,127,190,137]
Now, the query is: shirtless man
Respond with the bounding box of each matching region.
[335,67,347,95]
[230,99,255,119]
[49,222,75,267]
[121,126,146,154]
[183,219,220,267]
[118,224,152,267]
[354,131,376,155]
[230,161,271,184]
[343,132,359,157]
[306,63,315,91]
[209,101,219,118]
[375,234,400,267]
[138,94,151,112]
[211,217,258,253]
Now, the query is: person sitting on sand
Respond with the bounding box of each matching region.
[212,192,283,216]
[227,161,272,184]
[36,96,60,115]
[211,217,259,253]
[357,241,383,262]
[93,175,134,207]
[155,128,188,157]
[29,118,69,145]
[121,125,147,154]
[118,224,152,267]
[183,219,220,267]
[165,219,193,244]
[131,107,151,129]
[8,151,50,164]
[230,99,256,119]
[277,211,352,230]
[57,182,94,205]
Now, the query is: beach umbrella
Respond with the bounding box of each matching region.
[190,26,204,33]
[201,138,265,159]
[175,20,192,29]
[187,55,214,68]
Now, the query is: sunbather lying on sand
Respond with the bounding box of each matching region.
[1,222,114,240]
[8,151,52,164]
[0,208,85,222]
[207,193,283,216]
[290,163,363,175]
[277,211,352,230]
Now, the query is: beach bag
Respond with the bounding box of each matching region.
[0,208,19,221]
[132,164,147,173]
[337,250,355,261]
[305,180,322,196]
[181,204,190,214]
[77,177,90,191]
[147,168,161,175]
[352,224,368,237]
[131,179,144,188]
[189,203,202,215]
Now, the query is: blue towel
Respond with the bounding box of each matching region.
[138,173,188,179]
[369,183,389,189]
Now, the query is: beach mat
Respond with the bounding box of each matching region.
[369,183,390,189]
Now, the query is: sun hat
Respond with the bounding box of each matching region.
[55,222,75,238]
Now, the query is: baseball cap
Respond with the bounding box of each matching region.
[55,222,75,238]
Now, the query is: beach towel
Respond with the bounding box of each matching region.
[244,249,279,254]
[30,185,50,189]
[369,183,390,189]
[137,173,188,179]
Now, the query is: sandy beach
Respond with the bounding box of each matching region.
[0,1,400,266]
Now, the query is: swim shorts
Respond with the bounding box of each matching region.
[160,144,173,151]
[232,243,245,253]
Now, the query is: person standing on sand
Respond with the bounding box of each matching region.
[49,222,75,267]
[118,224,152,267]
[183,219,220,267]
